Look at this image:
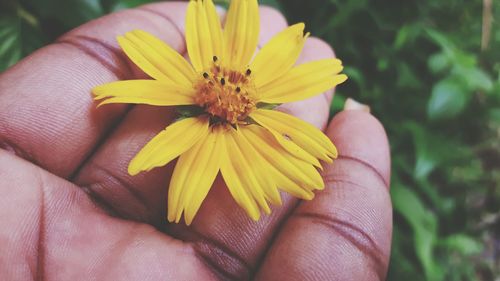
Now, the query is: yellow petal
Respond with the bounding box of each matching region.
[272,170,316,200]
[251,111,320,168]
[224,0,260,70]
[186,0,224,71]
[127,30,196,86]
[228,128,274,214]
[242,126,317,200]
[251,109,337,163]
[128,117,209,176]
[117,31,192,86]
[237,127,283,206]
[93,80,195,107]
[168,127,223,225]
[264,160,316,200]
[225,127,271,216]
[250,23,308,88]
[204,0,224,59]
[219,129,261,221]
[258,59,348,103]
[242,125,325,190]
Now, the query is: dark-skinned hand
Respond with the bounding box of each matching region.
[0,2,392,280]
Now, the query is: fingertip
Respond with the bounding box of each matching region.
[327,110,391,187]
[258,6,288,44]
[304,37,336,59]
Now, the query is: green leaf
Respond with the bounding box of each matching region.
[104,0,158,12]
[330,92,346,110]
[24,0,103,29]
[457,67,494,92]
[396,62,421,89]
[342,66,365,91]
[392,183,444,281]
[428,52,450,74]
[258,0,282,9]
[394,23,422,50]
[427,78,469,120]
[213,0,282,10]
[440,234,483,256]
[377,58,389,71]
[404,122,471,180]
[0,4,47,72]
[425,28,454,53]
[0,14,22,71]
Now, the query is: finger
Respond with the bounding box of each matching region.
[73,6,338,281]
[0,2,189,178]
[255,109,392,281]
[0,150,216,281]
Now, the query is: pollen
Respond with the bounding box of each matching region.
[194,61,256,125]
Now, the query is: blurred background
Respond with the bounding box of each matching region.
[1,0,499,280]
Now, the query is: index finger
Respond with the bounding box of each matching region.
[0,2,189,178]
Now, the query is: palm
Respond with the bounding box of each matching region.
[0,2,392,281]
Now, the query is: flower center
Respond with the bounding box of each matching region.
[194,56,256,125]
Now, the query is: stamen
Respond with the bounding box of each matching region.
[246,69,252,76]
[194,66,256,125]
[213,56,218,62]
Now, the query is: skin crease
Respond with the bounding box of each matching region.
[0,2,392,281]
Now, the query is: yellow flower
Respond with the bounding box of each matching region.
[92,0,347,225]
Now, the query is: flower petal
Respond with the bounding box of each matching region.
[128,117,209,176]
[220,129,261,221]
[243,126,317,200]
[128,30,196,86]
[250,23,308,88]
[226,128,273,214]
[251,111,320,168]
[236,127,282,205]
[204,0,224,59]
[168,126,223,225]
[117,31,193,86]
[251,109,337,163]
[186,0,224,71]
[224,0,260,70]
[242,125,325,191]
[258,59,348,103]
[93,80,195,106]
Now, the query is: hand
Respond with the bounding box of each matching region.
[0,2,392,280]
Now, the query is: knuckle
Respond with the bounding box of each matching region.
[180,229,252,281]
[296,209,389,280]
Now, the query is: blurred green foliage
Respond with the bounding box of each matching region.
[1,0,499,280]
